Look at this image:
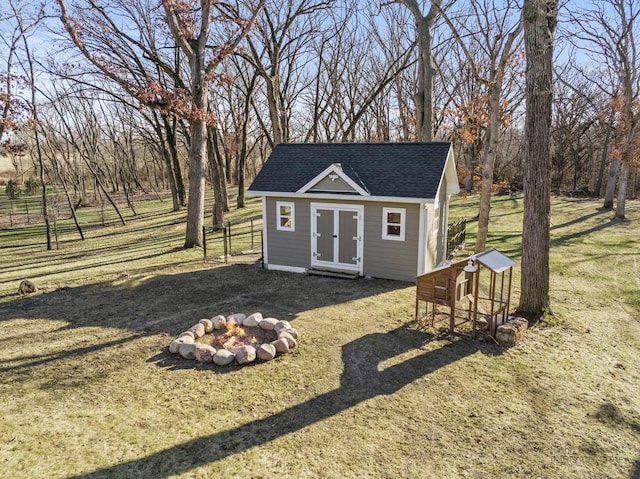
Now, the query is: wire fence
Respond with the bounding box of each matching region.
[447,216,467,258]
[203,215,263,264]
[0,195,49,228]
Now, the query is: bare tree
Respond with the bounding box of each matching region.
[244,0,332,146]
[56,0,263,247]
[519,0,558,317]
[436,0,523,253]
[568,0,640,219]
[9,0,52,248]
[391,0,443,141]
[0,6,29,144]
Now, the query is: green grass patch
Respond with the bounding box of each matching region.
[0,194,639,478]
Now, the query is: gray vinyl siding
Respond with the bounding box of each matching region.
[265,197,421,281]
[265,197,310,268]
[363,202,420,282]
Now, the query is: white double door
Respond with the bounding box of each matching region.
[311,203,364,273]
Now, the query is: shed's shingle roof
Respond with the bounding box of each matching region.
[248,142,452,199]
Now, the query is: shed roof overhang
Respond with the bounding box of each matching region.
[246,190,435,204]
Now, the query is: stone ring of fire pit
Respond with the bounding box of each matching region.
[169,312,299,366]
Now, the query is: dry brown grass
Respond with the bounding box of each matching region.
[0,194,639,479]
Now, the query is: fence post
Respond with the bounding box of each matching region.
[223,225,228,264]
[250,218,254,250]
[202,226,207,263]
[227,220,232,256]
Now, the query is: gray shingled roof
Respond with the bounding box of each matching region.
[248,142,452,199]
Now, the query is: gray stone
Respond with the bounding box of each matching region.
[243,312,262,328]
[194,344,216,363]
[199,318,214,333]
[278,331,297,349]
[274,320,292,333]
[211,315,227,330]
[18,279,37,296]
[213,349,236,366]
[235,345,257,364]
[281,327,299,339]
[226,313,246,326]
[169,339,182,354]
[257,343,276,361]
[189,323,206,339]
[259,317,279,331]
[178,331,195,340]
[271,338,290,353]
[179,342,197,360]
[169,336,194,354]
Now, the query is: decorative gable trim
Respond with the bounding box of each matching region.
[296,163,370,197]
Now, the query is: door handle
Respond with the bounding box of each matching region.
[333,235,338,238]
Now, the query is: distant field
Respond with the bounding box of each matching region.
[0,194,639,479]
[0,155,14,180]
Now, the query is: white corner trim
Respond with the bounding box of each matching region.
[267,264,307,274]
[296,164,370,196]
[261,197,268,265]
[417,203,427,276]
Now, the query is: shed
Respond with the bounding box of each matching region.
[248,142,459,282]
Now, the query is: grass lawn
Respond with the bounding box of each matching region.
[0,193,639,478]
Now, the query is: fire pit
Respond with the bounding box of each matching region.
[169,312,299,366]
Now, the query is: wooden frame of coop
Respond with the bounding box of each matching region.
[415,249,516,335]
[415,258,475,331]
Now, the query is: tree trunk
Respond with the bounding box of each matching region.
[474,86,500,253]
[184,113,207,247]
[415,16,434,141]
[593,129,610,197]
[615,159,629,219]
[395,0,439,142]
[603,157,619,209]
[266,75,285,145]
[163,115,186,208]
[519,0,557,317]
[207,126,225,228]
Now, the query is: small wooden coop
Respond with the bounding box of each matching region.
[415,249,516,335]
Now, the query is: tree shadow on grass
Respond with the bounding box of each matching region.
[0,263,409,373]
[550,208,628,247]
[66,324,498,479]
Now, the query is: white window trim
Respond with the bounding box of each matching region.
[276,201,295,231]
[382,207,406,241]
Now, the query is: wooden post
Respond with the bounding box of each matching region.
[202,226,207,262]
[449,271,455,332]
[473,264,481,336]
[223,225,228,264]
[250,218,254,250]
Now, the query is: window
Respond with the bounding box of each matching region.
[276,201,295,231]
[382,207,405,241]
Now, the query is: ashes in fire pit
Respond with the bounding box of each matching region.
[168,312,299,366]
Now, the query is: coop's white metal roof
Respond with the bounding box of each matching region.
[475,249,516,273]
